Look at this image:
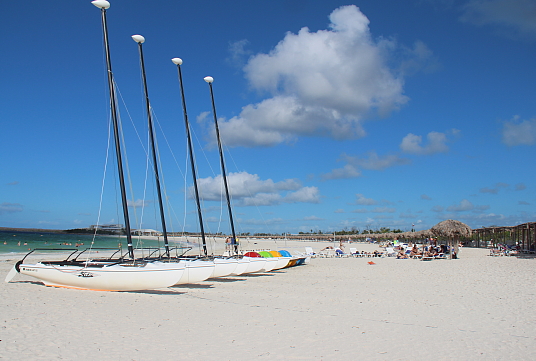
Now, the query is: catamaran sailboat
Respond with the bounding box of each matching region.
[4,1,186,291]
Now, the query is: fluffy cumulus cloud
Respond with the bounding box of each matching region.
[502,116,536,146]
[217,5,412,147]
[195,171,320,206]
[400,131,451,155]
[460,0,536,37]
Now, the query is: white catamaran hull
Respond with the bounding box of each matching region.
[272,256,292,270]
[18,262,185,291]
[241,257,266,274]
[174,259,215,285]
[261,257,279,272]
[210,257,238,278]
[230,257,250,276]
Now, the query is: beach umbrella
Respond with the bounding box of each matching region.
[430,220,472,259]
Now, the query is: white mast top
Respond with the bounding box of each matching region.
[131,35,145,43]
[171,58,183,65]
[204,76,214,83]
[91,1,110,9]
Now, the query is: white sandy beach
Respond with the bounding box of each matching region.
[1,241,535,360]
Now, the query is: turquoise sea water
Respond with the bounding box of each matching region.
[0,231,193,255]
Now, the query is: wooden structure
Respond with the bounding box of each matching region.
[471,222,536,252]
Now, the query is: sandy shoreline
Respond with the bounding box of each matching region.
[1,242,535,360]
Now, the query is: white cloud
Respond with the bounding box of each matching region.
[371,207,396,213]
[285,186,321,203]
[0,202,23,215]
[515,183,527,191]
[322,164,362,180]
[347,151,410,170]
[227,39,252,68]
[502,116,536,146]
[460,0,536,37]
[421,194,432,200]
[195,171,319,206]
[398,40,441,76]
[480,187,499,194]
[355,193,378,205]
[322,151,409,179]
[217,5,410,147]
[446,199,474,212]
[480,182,509,194]
[303,215,323,221]
[241,193,282,207]
[400,131,450,155]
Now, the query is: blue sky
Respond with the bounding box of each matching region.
[1,0,534,235]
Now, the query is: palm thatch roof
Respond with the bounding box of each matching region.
[430,219,471,238]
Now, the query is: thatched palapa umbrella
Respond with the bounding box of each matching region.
[430,219,471,259]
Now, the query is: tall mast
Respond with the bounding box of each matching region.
[204,76,238,255]
[171,58,208,257]
[132,35,170,258]
[92,1,134,259]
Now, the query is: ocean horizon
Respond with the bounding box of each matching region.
[0,230,196,255]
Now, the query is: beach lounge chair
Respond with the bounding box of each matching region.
[349,248,358,257]
[318,248,336,258]
[384,247,396,257]
[304,246,317,258]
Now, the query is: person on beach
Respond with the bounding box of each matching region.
[397,248,408,259]
[225,237,231,251]
[425,246,438,257]
[410,245,421,258]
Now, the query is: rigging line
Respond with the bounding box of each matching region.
[149,108,175,235]
[188,128,219,238]
[191,124,218,177]
[115,80,150,158]
[149,108,189,238]
[219,139,274,247]
[151,109,186,181]
[134,130,151,253]
[182,139,189,236]
[86,111,114,264]
[215,139,241,234]
[115,85,140,239]
[114,79,156,242]
[224,138,268,231]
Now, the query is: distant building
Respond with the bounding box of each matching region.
[89,224,124,234]
[131,229,162,236]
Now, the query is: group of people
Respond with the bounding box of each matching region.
[396,244,453,259]
[225,237,238,251]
